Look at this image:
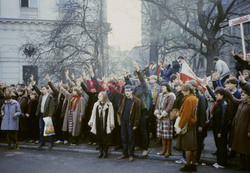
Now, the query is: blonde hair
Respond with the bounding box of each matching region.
[98,92,110,103]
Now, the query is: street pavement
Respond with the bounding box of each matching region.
[0,148,243,173]
[0,130,241,169]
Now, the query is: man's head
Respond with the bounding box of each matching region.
[177,56,184,63]
[17,88,25,96]
[213,57,219,64]
[41,86,49,95]
[214,87,225,101]
[238,50,243,59]
[170,74,178,84]
[226,77,238,91]
[247,53,250,63]
[124,85,133,99]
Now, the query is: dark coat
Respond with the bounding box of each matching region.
[161,68,173,82]
[225,91,250,155]
[36,93,55,117]
[211,99,228,135]
[115,91,141,128]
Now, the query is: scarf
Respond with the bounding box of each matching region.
[68,95,81,111]
[211,101,218,115]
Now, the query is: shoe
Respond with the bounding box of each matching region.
[180,165,193,172]
[98,152,103,159]
[213,163,218,167]
[55,140,63,144]
[88,142,93,145]
[191,165,197,171]
[48,144,53,149]
[35,140,40,144]
[70,143,77,146]
[214,164,225,169]
[142,150,149,157]
[29,140,35,143]
[38,143,45,148]
[118,155,129,160]
[128,156,134,162]
[175,158,186,164]
[64,140,69,144]
[103,152,108,159]
[92,142,97,145]
[14,144,20,150]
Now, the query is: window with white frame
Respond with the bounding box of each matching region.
[20,0,38,8]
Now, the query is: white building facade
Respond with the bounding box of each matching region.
[0,0,108,84]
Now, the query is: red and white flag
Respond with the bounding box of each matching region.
[180,61,207,92]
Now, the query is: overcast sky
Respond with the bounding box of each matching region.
[107,0,141,51]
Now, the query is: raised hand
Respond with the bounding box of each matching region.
[203,76,208,85]
[71,73,75,80]
[231,49,235,56]
[65,70,69,78]
[30,74,34,82]
[59,80,63,89]
[132,61,140,72]
[238,71,246,84]
[46,74,50,82]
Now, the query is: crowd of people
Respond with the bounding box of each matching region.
[0,51,249,172]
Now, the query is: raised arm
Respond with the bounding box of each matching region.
[46,74,59,96]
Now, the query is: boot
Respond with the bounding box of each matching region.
[159,139,167,156]
[98,145,103,159]
[6,133,11,150]
[103,145,108,159]
[165,139,172,157]
[14,131,19,149]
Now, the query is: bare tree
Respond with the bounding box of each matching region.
[142,0,250,75]
[22,0,110,82]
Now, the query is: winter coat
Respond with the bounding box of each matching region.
[88,101,115,135]
[154,92,176,117]
[161,68,173,82]
[225,90,250,154]
[17,95,29,132]
[115,91,141,128]
[1,100,22,130]
[61,88,86,137]
[35,93,55,117]
[211,99,228,135]
[178,94,198,129]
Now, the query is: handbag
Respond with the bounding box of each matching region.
[174,116,188,135]
[170,110,178,121]
[43,117,55,136]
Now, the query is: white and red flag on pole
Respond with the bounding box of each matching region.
[180,61,207,92]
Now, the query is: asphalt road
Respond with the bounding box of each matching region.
[0,148,243,173]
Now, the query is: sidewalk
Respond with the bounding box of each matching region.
[0,130,240,166]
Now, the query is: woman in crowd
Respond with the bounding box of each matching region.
[60,81,86,145]
[1,88,22,150]
[88,92,115,159]
[154,82,175,157]
[26,91,39,143]
[225,77,250,170]
[175,84,198,172]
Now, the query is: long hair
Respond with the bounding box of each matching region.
[98,92,110,104]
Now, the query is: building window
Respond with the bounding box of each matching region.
[21,0,38,8]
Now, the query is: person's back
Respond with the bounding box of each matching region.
[215,60,230,78]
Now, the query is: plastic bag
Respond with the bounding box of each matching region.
[43,117,55,136]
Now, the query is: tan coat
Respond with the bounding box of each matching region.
[88,101,115,135]
[60,88,86,137]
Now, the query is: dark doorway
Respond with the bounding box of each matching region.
[23,65,38,84]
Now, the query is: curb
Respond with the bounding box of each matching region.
[0,143,239,166]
